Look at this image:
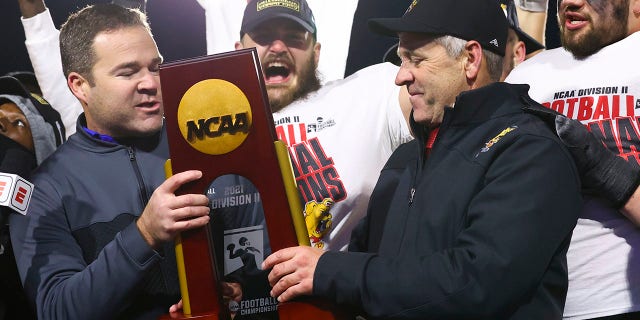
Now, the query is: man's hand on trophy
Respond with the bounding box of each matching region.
[262,246,325,302]
[136,170,210,250]
[169,299,183,314]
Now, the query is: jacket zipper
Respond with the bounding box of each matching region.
[409,123,445,207]
[127,147,150,205]
[127,146,169,274]
[409,142,422,207]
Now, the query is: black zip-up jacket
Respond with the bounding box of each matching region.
[10,114,179,319]
[316,83,582,319]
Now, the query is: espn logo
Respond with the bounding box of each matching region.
[0,173,34,215]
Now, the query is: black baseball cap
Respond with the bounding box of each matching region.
[241,0,316,36]
[502,0,544,53]
[369,0,508,56]
[4,71,41,96]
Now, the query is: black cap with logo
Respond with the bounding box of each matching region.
[369,0,509,57]
[241,0,316,36]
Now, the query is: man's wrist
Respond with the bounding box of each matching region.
[136,218,159,250]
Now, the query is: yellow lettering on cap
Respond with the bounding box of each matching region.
[257,0,300,12]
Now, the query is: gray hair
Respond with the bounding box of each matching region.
[434,35,503,82]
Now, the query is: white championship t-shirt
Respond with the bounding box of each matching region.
[274,62,412,251]
[506,31,640,319]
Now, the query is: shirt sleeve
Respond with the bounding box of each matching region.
[21,9,82,138]
[375,63,413,149]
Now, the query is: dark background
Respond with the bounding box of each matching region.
[0,0,207,76]
[0,1,559,79]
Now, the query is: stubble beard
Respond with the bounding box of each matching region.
[560,1,628,58]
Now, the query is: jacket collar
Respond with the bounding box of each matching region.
[409,82,537,148]
[73,113,165,151]
[410,82,532,146]
[444,82,531,127]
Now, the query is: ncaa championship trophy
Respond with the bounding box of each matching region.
[159,48,348,320]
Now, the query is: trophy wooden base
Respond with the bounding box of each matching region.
[278,299,352,320]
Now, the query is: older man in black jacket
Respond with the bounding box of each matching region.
[261,0,582,319]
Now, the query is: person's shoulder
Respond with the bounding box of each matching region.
[30,136,84,180]
[385,139,419,170]
[615,31,640,47]
[350,62,399,78]
[506,48,570,82]
[324,62,399,93]
[523,47,571,64]
[326,62,398,85]
[301,62,400,104]
[598,31,640,55]
[491,84,561,140]
[510,107,564,147]
[487,109,574,169]
[627,30,640,42]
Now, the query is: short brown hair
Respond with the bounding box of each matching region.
[59,3,151,83]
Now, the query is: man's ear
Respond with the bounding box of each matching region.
[234,41,244,50]
[632,0,640,16]
[313,42,321,69]
[463,40,483,82]
[630,0,640,32]
[513,41,527,66]
[68,72,90,106]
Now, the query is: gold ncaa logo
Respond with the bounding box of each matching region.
[178,79,252,155]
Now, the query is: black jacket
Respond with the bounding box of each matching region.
[316,83,582,319]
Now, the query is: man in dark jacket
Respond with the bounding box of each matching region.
[262,0,582,319]
[9,4,211,319]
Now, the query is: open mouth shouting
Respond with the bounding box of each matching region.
[263,60,293,85]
